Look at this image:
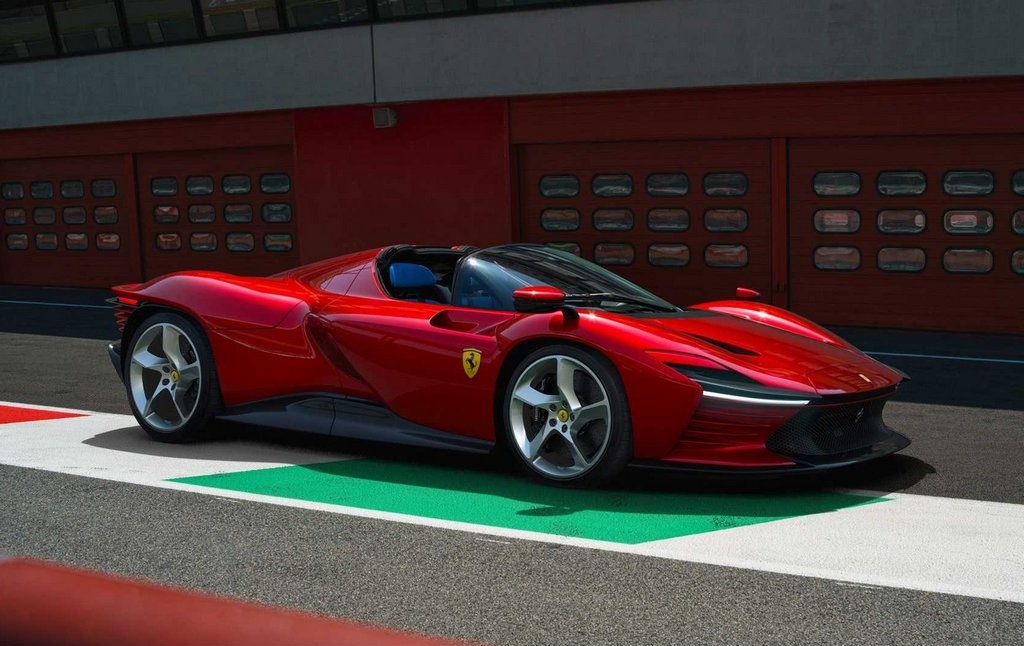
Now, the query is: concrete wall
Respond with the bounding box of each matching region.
[2,0,1024,129]
[0,27,374,130]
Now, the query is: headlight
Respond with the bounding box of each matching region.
[670,365,815,406]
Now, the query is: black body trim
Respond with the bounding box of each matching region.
[107,340,123,380]
[216,393,494,454]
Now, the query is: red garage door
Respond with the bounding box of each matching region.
[0,155,140,287]
[519,140,771,305]
[790,136,1024,334]
[136,146,298,280]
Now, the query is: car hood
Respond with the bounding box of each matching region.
[628,312,900,395]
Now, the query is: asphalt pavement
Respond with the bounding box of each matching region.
[1,287,1023,644]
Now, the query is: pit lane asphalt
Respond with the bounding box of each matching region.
[1,288,1023,644]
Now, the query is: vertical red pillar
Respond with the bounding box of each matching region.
[769,138,789,307]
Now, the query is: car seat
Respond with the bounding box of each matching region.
[388,263,450,304]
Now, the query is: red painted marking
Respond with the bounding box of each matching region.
[0,405,85,424]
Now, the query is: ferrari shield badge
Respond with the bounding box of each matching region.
[462,348,482,379]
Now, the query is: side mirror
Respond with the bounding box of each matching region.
[512,286,566,314]
[736,287,761,300]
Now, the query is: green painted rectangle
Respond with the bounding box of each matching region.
[171,459,884,544]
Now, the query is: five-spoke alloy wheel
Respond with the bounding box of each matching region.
[503,344,632,485]
[126,312,219,442]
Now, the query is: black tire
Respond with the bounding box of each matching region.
[501,343,632,487]
[124,311,221,443]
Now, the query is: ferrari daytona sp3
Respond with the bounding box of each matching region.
[108,243,910,485]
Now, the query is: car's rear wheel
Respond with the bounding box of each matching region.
[125,312,220,443]
[503,344,632,486]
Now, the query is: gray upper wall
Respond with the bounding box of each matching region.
[2,0,1023,130]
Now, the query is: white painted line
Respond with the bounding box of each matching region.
[866,351,1024,365]
[1,404,1023,605]
[0,299,110,309]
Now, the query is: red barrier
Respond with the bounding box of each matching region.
[0,558,467,646]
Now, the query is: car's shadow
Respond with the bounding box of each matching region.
[84,422,935,522]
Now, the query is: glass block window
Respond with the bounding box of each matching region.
[648,244,690,267]
[593,243,634,266]
[704,244,749,268]
[877,209,926,234]
[122,0,199,45]
[7,233,29,250]
[0,5,56,62]
[814,209,860,233]
[591,174,633,197]
[1014,171,1024,196]
[544,242,581,256]
[814,246,861,271]
[226,232,255,252]
[65,232,88,250]
[703,173,748,197]
[188,204,216,223]
[91,178,116,197]
[540,208,579,232]
[201,0,279,36]
[1012,250,1024,275]
[943,248,993,273]
[33,207,55,225]
[647,208,689,232]
[4,208,26,225]
[190,232,217,251]
[60,181,84,199]
[264,233,293,252]
[284,0,370,27]
[222,175,252,195]
[704,208,748,232]
[186,176,214,196]
[224,204,253,224]
[877,247,926,272]
[1013,211,1024,235]
[646,173,689,197]
[813,172,860,196]
[96,233,120,250]
[154,205,179,223]
[539,175,579,198]
[260,173,291,194]
[156,233,181,251]
[944,210,994,235]
[62,206,86,224]
[261,203,292,223]
[94,206,118,224]
[593,209,633,231]
[30,181,53,199]
[53,0,124,53]
[2,183,23,200]
[943,170,994,196]
[35,232,58,250]
[877,171,926,196]
[151,177,178,196]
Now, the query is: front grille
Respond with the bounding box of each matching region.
[766,396,892,461]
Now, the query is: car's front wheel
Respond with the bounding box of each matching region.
[125,312,220,442]
[502,344,632,486]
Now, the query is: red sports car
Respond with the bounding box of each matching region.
[108,244,910,485]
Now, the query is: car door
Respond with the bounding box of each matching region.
[316,268,517,441]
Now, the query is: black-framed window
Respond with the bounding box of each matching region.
[201,0,279,37]
[0,4,56,62]
[122,0,199,45]
[375,0,468,19]
[284,0,369,27]
[52,0,124,53]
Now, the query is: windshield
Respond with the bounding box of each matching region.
[452,244,680,313]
